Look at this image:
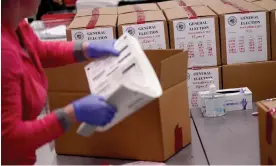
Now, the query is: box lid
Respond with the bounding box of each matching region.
[75,7,118,17]
[164,5,216,20]
[253,0,276,11]
[157,0,203,10]
[68,15,117,29]
[118,3,160,14]
[207,0,266,14]
[118,10,166,25]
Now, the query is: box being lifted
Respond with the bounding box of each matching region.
[66,15,117,41]
[157,0,203,10]
[252,0,276,60]
[118,3,160,14]
[206,0,271,65]
[164,5,221,68]
[118,10,170,50]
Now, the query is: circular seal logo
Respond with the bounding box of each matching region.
[176,22,186,31]
[228,16,237,26]
[74,32,84,40]
[126,27,135,36]
[187,73,190,80]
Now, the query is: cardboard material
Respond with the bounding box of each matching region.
[257,99,276,165]
[66,15,117,41]
[222,61,276,101]
[118,3,160,14]
[118,10,170,49]
[157,0,203,10]
[75,7,118,17]
[253,0,276,60]
[206,0,271,64]
[46,50,191,161]
[164,5,221,67]
[187,66,222,109]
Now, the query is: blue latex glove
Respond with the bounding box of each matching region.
[86,40,120,58]
[72,95,116,126]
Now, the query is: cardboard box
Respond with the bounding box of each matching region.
[253,0,276,60]
[187,66,222,109]
[207,0,271,64]
[164,6,221,67]
[157,0,203,10]
[118,10,170,50]
[222,61,276,101]
[75,7,118,17]
[118,3,160,15]
[46,50,191,161]
[257,99,276,165]
[66,15,117,41]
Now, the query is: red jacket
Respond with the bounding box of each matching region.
[1,20,81,164]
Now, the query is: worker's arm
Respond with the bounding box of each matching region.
[20,21,119,68]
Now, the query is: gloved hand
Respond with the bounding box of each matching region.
[84,40,120,59]
[72,95,117,126]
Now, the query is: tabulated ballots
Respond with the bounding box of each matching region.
[82,33,163,133]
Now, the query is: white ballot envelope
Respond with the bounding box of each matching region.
[77,33,163,136]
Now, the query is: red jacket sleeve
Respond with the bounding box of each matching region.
[1,50,64,161]
[21,21,86,68]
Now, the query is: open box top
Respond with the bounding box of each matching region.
[46,50,188,93]
[164,5,216,20]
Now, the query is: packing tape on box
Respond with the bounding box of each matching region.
[92,8,100,15]
[174,124,183,153]
[178,1,187,6]
[220,0,250,13]
[266,107,276,145]
[137,11,146,24]
[133,5,143,12]
[182,6,197,19]
[86,14,99,29]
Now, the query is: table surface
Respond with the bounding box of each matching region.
[35,108,260,165]
[191,107,260,165]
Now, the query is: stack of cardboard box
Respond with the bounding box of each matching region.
[163,5,222,109]
[205,0,276,102]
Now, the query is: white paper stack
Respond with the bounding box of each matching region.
[77,33,163,136]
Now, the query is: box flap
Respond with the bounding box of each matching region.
[157,0,203,10]
[164,5,216,20]
[68,15,117,29]
[146,50,188,90]
[118,10,166,25]
[118,3,160,14]
[253,0,276,11]
[75,7,118,17]
[207,0,266,14]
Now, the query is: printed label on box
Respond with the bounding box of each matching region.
[122,21,166,50]
[173,17,217,67]
[225,12,267,64]
[71,27,114,41]
[187,68,219,109]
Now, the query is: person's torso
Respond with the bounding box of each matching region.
[2,20,49,164]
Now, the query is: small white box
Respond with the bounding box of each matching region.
[198,87,253,117]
